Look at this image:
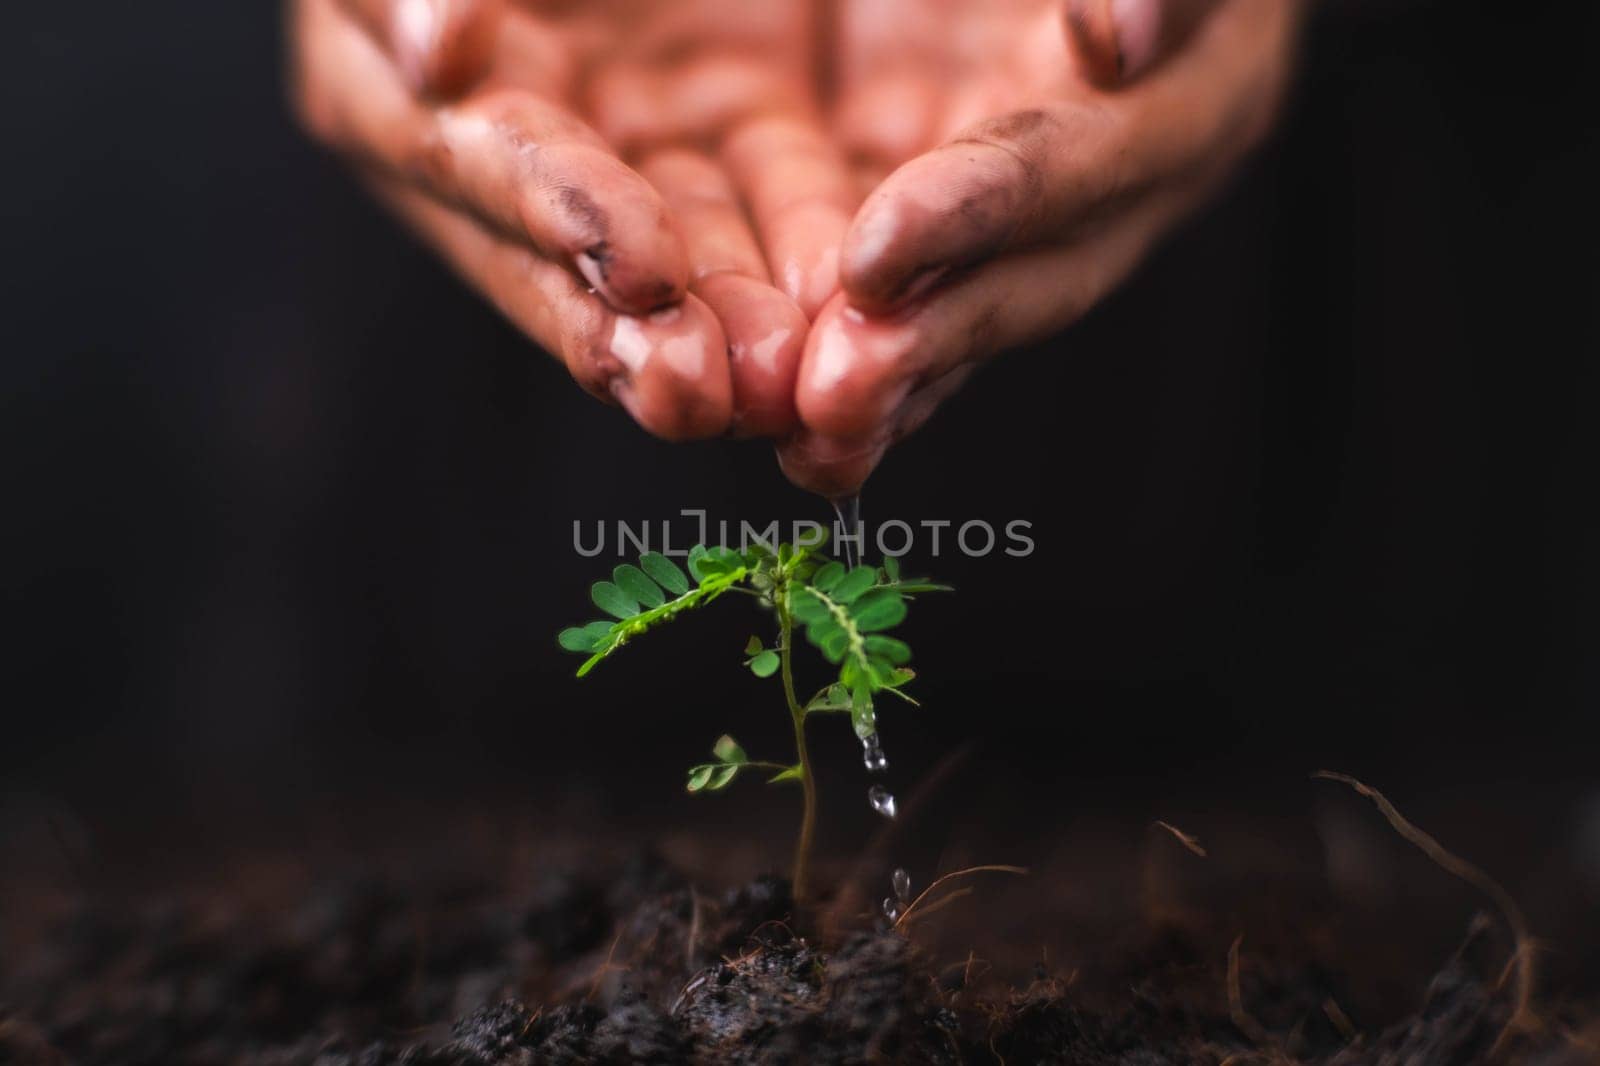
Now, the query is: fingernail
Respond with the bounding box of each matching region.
[392,0,439,91]
[576,246,624,309]
[894,265,950,307]
[1111,0,1163,80]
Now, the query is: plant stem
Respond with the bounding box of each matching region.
[778,591,816,902]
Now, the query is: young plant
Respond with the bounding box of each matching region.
[556,539,947,899]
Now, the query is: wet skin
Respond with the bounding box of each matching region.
[290,0,1303,488]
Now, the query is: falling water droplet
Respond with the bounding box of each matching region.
[892,867,912,903]
[868,784,897,818]
[830,494,863,570]
[860,732,889,773]
[881,896,901,921]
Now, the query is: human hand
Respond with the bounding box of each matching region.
[290,0,860,440]
[776,0,1303,494]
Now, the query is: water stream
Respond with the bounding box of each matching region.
[828,494,915,921]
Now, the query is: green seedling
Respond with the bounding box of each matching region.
[557,539,948,899]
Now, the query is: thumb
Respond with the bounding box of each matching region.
[1063,0,1218,88]
[342,0,503,98]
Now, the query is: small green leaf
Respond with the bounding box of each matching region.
[812,561,845,591]
[820,629,851,663]
[882,556,901,582]
[744,635,764,656]
[830,567,878,604]
[708,765,740,790]
[748,649,780,678]
[694,546,741,579]
[788,588,828,623]
[888,581,953,594]
[591,581,639,619]
[687,765,715,792]
[713,734,747,764]
[557,627,596,652]
[613,564,665,608]
[686,544,710,580]
[768,765,804,784]
[580,620,615,642]
[804,683,851,713]
[640,551,690,595]
[805,617,843,651]
[864,635,911,665]
[851,589,907,631]
[850,684,877,738]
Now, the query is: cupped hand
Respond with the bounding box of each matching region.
[776,0,1303,494]
[292,0,1301,491]
[291,0,861,440]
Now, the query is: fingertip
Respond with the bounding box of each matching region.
[694,273,806,439]
[775,432,886,498]
[794,295,915,440]
[604,296,733,441]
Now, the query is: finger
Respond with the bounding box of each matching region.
[696,273,806,438]
[639,150,806,437]
[839,0,1295,313]
[337,0,503,97]
[636,150,772,283]
[721,116,859,319]
[372,175,732,441]
[1063,0,1221,88]
[776,366,972,497]
[298,0,689,313]
[788,199,1162,490]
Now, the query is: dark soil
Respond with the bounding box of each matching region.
[3,847,1594,1065]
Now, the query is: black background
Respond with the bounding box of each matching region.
[3,0,1596,958]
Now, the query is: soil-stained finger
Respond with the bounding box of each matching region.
[299,0,689,313]
[373,177,732,441]
[796,197,1164,447]
[840,0,1297,313]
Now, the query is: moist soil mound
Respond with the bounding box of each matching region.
[2,850,1591,1064]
